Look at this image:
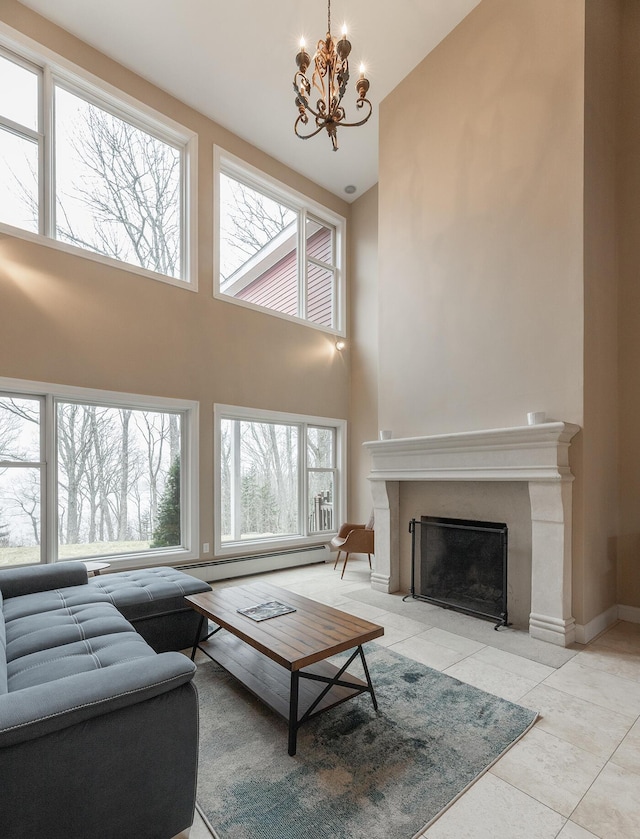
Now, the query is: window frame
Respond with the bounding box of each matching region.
[214,147,347,335]
[0,376,200,569]
[0,392,45,565]
[0,26,198,290]
[306,425,338,537]
[214,404,346,557]
[0,48,42,237]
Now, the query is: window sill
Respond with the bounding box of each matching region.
[58,547,199,573]
[213,290,345,337]
[0,222,197,291]
[214,536,334,560]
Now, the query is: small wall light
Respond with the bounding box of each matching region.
[335,340,346,351]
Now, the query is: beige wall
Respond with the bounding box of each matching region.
[375,0,588,615]
[618,0,640,608]
[581,0,621,623]
[377,0,585,439]
[348,185,379,524]
[0,1,351,561]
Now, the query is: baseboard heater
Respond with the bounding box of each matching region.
[405,516,508,630]
[181,545,330,583]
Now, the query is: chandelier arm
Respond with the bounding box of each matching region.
[294,72,310,96]
[334,99,373,129]
[294,115,327,141]
[296,99,324,121]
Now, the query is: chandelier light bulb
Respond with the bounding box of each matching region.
[359,63,366,77]
[300,37,306,50]
[342,23,348,37]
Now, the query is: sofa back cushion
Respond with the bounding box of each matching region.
[0,561,88,599]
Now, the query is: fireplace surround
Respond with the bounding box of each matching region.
[363,422,581,647]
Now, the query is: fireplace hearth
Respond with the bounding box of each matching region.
[406,516,508,629]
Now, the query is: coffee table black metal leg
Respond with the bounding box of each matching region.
[288,671,300,756]
[190,615,224,661]
[190,614,206,661]
[358,645,378,710]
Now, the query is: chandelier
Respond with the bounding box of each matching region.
[293,0,372,151]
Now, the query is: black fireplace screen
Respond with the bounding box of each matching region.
[406,516,508,629]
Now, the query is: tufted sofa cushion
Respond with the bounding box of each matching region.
[88,566,210,622]
[7,630,155,692]
[4,597,133,661]
[3,585,109,617]
[1,582,153,692]
[0,564,211,679]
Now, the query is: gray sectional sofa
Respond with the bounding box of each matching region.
[0,561,211,839]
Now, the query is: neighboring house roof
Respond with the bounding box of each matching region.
[224,223,333,328]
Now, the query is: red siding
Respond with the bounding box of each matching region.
[236,229,334,327]
[307,263,332,326]
[308,229,332,264]
[237,246,298,317]
[307,229,332,326]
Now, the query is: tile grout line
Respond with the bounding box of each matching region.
[570,652,640,685]
[537,667,640,717]
[563,760,612,838]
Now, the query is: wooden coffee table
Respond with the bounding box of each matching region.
[185,581,384,755]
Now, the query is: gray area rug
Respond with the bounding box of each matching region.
[195,644,537,839]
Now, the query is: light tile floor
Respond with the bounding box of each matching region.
[188,561,640,839]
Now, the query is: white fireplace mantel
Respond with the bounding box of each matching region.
[363,422,581,647]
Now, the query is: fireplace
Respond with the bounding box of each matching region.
[409,516,509,628]
[363,422,581,647]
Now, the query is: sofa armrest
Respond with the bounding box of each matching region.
[0,651,195,748]
[0,562,88,599]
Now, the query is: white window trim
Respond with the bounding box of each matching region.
[0,376,200,569]
[0,23,198,291]
[213,146,347,336]
[214,404,346,558]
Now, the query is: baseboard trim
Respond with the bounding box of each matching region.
[574,605,618,645]
[574,603,640,645]
[183,546,330,583]
[618,603,640,624]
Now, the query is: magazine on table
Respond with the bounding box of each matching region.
[237,600,296,621]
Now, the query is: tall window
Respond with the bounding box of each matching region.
[215,149,346,333]
[216,406,345,553]
[0,379,198,568]
[0,51,40,233]
[0,42,196,285]
[0,395,43,566]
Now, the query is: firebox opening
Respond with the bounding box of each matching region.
[407,516,509,629]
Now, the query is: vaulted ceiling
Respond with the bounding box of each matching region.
[18,0,481,200]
